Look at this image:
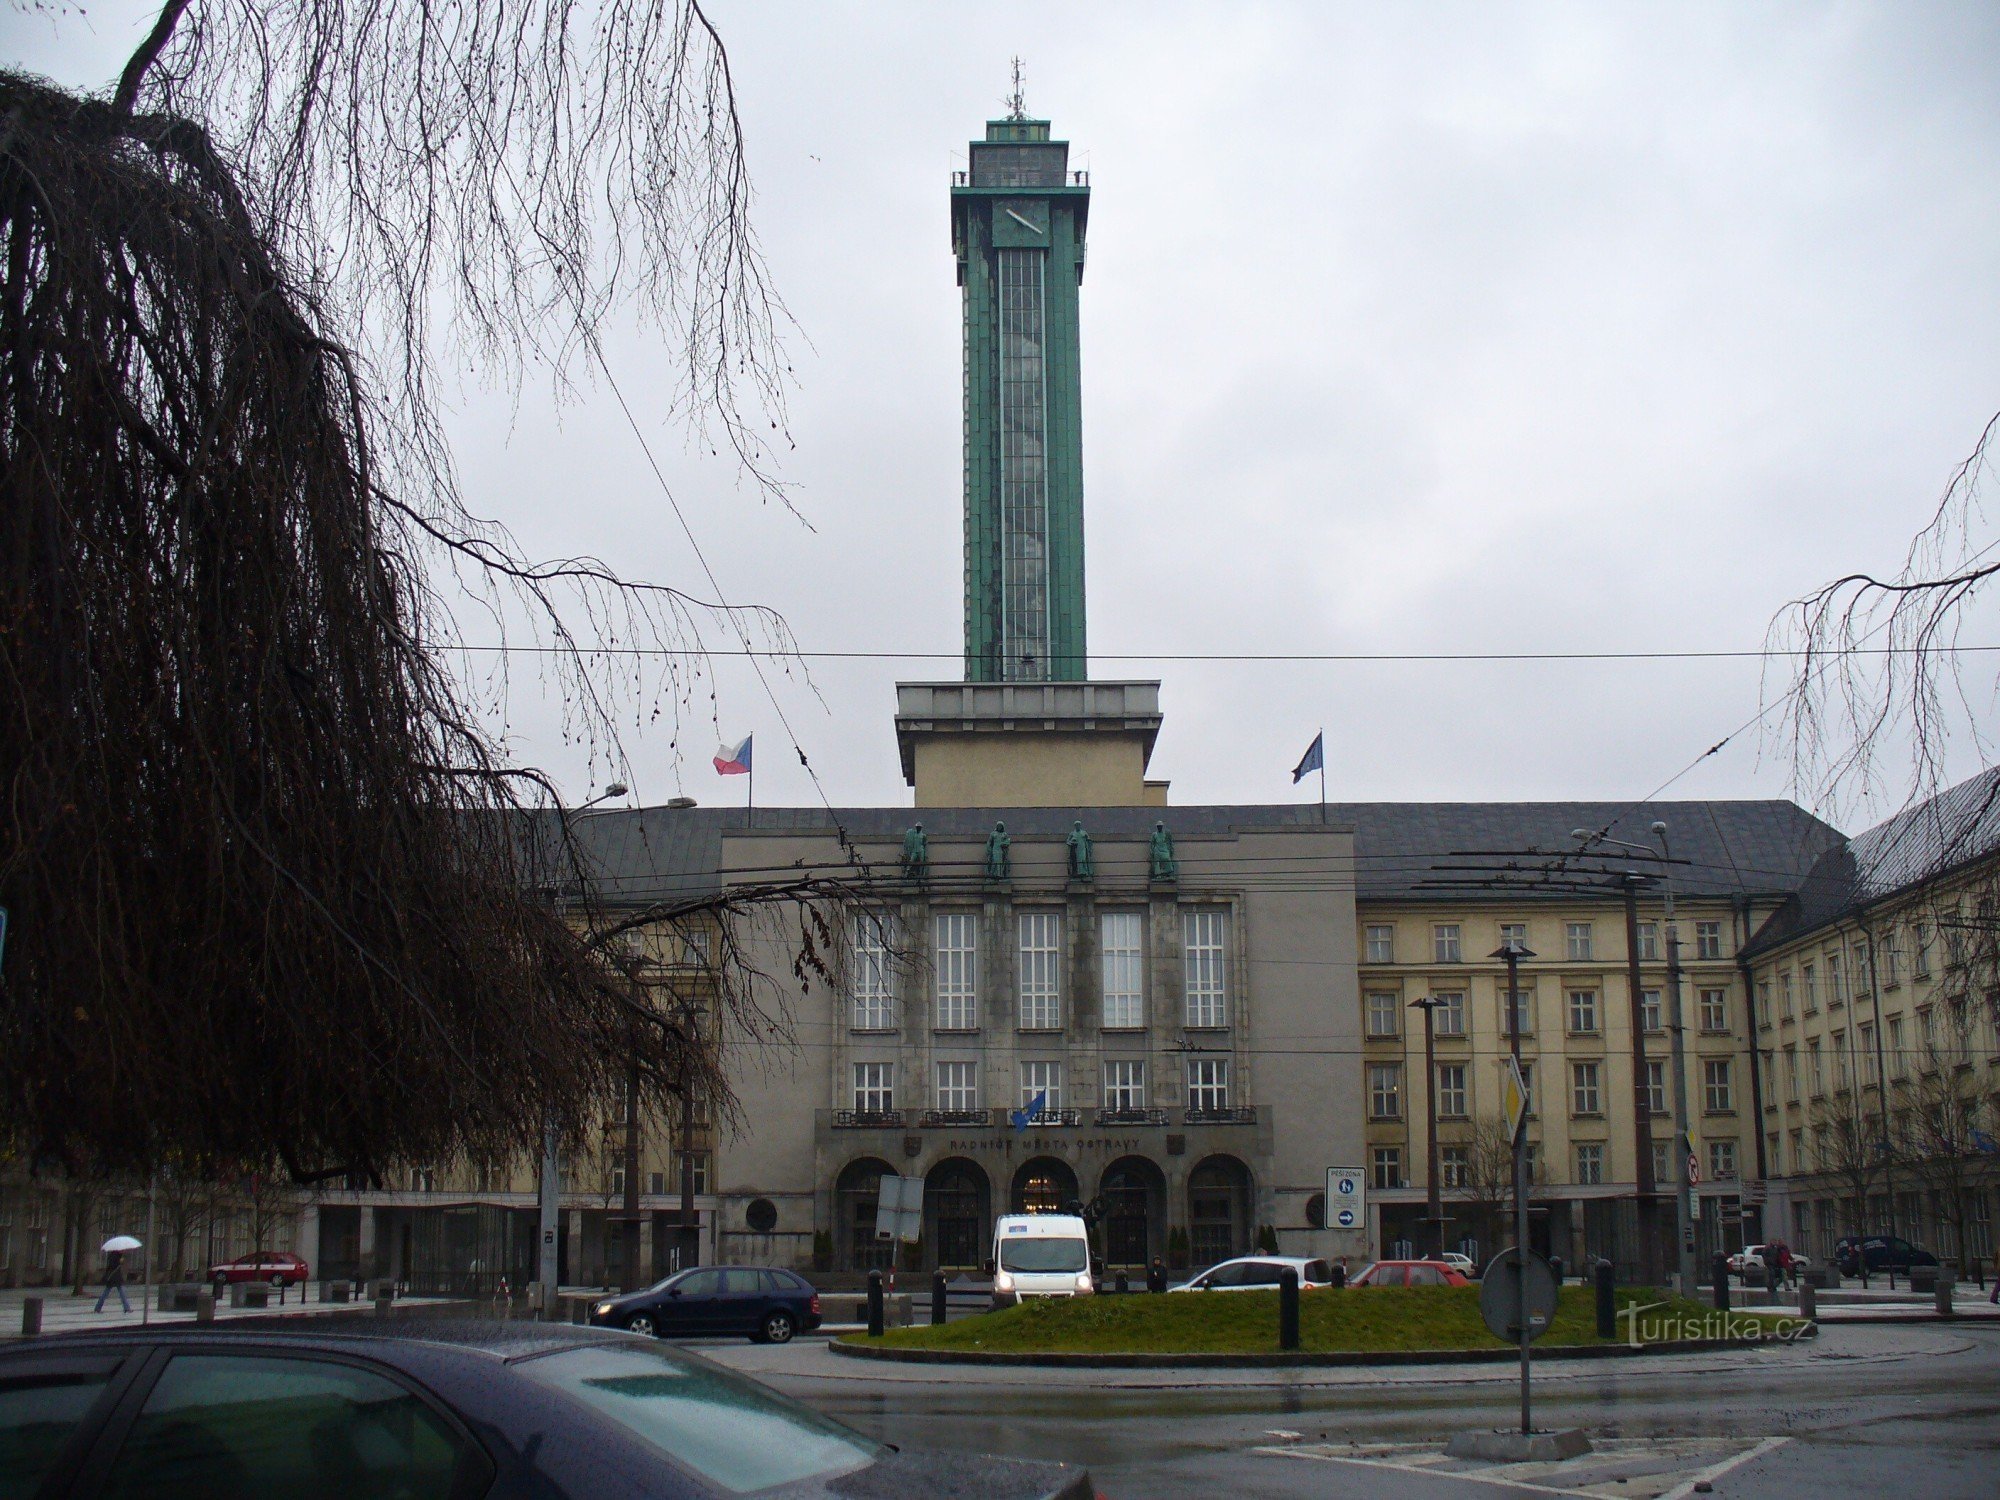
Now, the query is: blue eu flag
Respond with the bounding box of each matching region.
[1292,732,1324,784]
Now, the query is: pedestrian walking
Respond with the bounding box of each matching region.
[1773,1242,1795,1290]
[1146,1258,1167,1293]
[95,1249,131,1314]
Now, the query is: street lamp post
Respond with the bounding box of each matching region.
[1410,996,1444,1259]
[1492,937,1536,1438]
[537,783,627,1317]
[1652,822,1697,1297]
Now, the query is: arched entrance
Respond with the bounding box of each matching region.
[1099,1157,1165,1267]
[1011,1157,1080,1216]
[835,1157,896,1272]
[1187,1155,1254,1266]
[925,1158,991,1269]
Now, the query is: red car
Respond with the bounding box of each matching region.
[1349,1259,1471,1287]
[208,1251,310,1290]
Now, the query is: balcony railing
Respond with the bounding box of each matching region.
[832,1109,905,1129]
[1184,1106,1258,1126]
[1015,1108,1081,1127]
[918,1109,992,1128]
[1093,1107,1168,1127]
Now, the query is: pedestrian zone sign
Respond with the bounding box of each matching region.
[1324,1167,1365,1231]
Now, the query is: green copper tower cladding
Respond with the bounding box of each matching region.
[953,116,1090,683]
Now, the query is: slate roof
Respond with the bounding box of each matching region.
[548,796,1844,910]
[1741,766,2000,957]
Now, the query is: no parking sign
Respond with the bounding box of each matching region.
[1324,1167,1365,1231]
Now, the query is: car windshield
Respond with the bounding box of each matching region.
[516,1343,878,1494]
[999,1238,1088,1273]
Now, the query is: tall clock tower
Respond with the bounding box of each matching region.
[953,109,1090,683]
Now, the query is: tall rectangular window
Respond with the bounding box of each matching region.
[1696,921,1723,960]
[1641,988,1662,1033]
[1433,991,1466,1036]
[852,1062,894,1113]
[1368,1063,1402,1120]
[935,1060,979,1111]
[1827,951,1845,1003]
[1017,912,1062,1030]
[1372,1147,1404,1190]
[1575,1143,1605,1185]
[1779,972,1794,1018]
[934,912,979,1031]
[1782,1047,1798,1102]
[1366,992,1401,1038]
[1440,1145,1469,1189]
[1020,1060,1063,1111]
[1187,1059,1230,1111]
[1833,1031,1850,1089]
[1365,924,1396,963]
[1501,983,1534,1037]
[1100,911,1144,1030]
[851,914,895,1031]
[1651,1140,1671,1186]
[1568,989,1599,1034]
[1637,922,1659,961]
[1645,1059,1667,1114]
[1802,963,1817,1011]
[1808,1039,1823,1095]
[996,247,1050,679]
[1708,1140,1738,1180]
[1566,922,1594,961]
[1699,988,1729,1033]
[1572,1061,1602,1115]
[1887,1017,1907,1079]
[1183,908,1229,1028]
[1103,1059,1147,1110]
[1704,1059,1734,1112]
[1914,923,1933,977]
[1436,1063,1467,1118]
[1433,924,1462,963]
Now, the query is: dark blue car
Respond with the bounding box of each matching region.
[1833,1235,1941,1276]
[589,1265,822,1343]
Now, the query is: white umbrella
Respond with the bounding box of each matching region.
[102,1235,142,1253]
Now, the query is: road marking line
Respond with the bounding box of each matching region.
[1258,1447,1602,1497]
[1656,1435,1789,1500]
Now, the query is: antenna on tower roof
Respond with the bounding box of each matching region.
[1005,57,1027,120]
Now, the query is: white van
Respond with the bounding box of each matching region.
[991,1213,1094,1305]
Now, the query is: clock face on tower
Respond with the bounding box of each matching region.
[992,198,1049,246]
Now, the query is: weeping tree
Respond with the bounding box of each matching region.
[0,1,846,1187]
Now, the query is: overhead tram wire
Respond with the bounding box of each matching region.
[456,642,2000,665]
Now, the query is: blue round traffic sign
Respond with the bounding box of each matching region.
[1337,1177,1357,1196]
[1336,1209,1357,1228]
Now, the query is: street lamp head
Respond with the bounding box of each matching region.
[604,783,629,799]
[1489,939,1536,961]
[1650,820,1667,837]
[1570,829,1593,843]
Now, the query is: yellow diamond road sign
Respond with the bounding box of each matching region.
[1502,1057,1530,1142]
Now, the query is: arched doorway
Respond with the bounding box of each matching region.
[925,1158,991,1269]
[835,1158,897,1272]
[1011,1157,1080,1216]
[1099,1157,1165,1268]
[1187,1155,1253,1266]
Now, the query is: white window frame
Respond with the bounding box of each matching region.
[1368,1063,1402,1120]
[1365,924,1396,963]
[935,1060,979,1111]
[1565,922,1594,961]
[1703,1059,1734,1112]
[1708,1140,1738,1181]
[1700,987,1729,1033]
[1186,1058,1230,1111]
[1183,908,1230,1028]
[1366,992,1401,1038]
[1020,1060,1063,1111]
[1572,1060,1602,1115]
[934,911,979,1031]
[1017,911,1063,1031]
[1103,1059,1147,1111]
[1641,988,1662,1033]
[1436,1062,1467,1118]
[1575,1142,1605,1186]
[850,913,896,1032]
[1645,1059,1667,1114]
[1636,922,1659,962]
[1440,1145,1469,1189]
[1433,924,1463,963]
[1371,1146,1403,1190]
[1100,911,1145,1030]
[1568,989,1599,1034]
[1696,921,1723,960]
[1433,991,1466,1036]
[852,1061,894,1113]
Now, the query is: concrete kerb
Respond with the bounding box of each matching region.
[827,1327,1815,1369]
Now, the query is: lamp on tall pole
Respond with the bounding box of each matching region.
[1410,995,1444,1259]
[538,783,627,1317]
[1492,936,1536,1437]
[1576,825,1695,1294]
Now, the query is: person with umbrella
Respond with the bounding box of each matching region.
[96,1235,139,1314]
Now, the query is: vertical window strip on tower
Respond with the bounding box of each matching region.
[934,912,979,1030]
[996,247,1050,679]
[1101,911,1145,1029]
[1183,908,1229,1027]
[1018,911,1063,1029]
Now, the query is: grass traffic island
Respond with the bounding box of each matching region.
[833,1286,1813,1365]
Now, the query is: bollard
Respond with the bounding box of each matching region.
[867,1269,885,1338]
[21,1296,42,1338]
[1594,1259,1616,1340]
[1800,1282,1817,1320]
[1711,1253,1731,1312]
[931,1270,948,1327]
[1278,1266,1300,1351]
[1116,1270,1129,1295]
[1936,1270,1954,1317]
[196,1289,215,1323]
[375,1294,394,1318]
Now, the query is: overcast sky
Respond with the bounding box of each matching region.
[12,2,2000,832]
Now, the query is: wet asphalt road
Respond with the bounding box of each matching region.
[701,1323,2000,1498]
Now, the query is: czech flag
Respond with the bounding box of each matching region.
[713,735,753,776]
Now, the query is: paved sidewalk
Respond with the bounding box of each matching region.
[0,1283,459,1341]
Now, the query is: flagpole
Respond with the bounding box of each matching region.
[747,754,754,830]
[1319,751,1327,825]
